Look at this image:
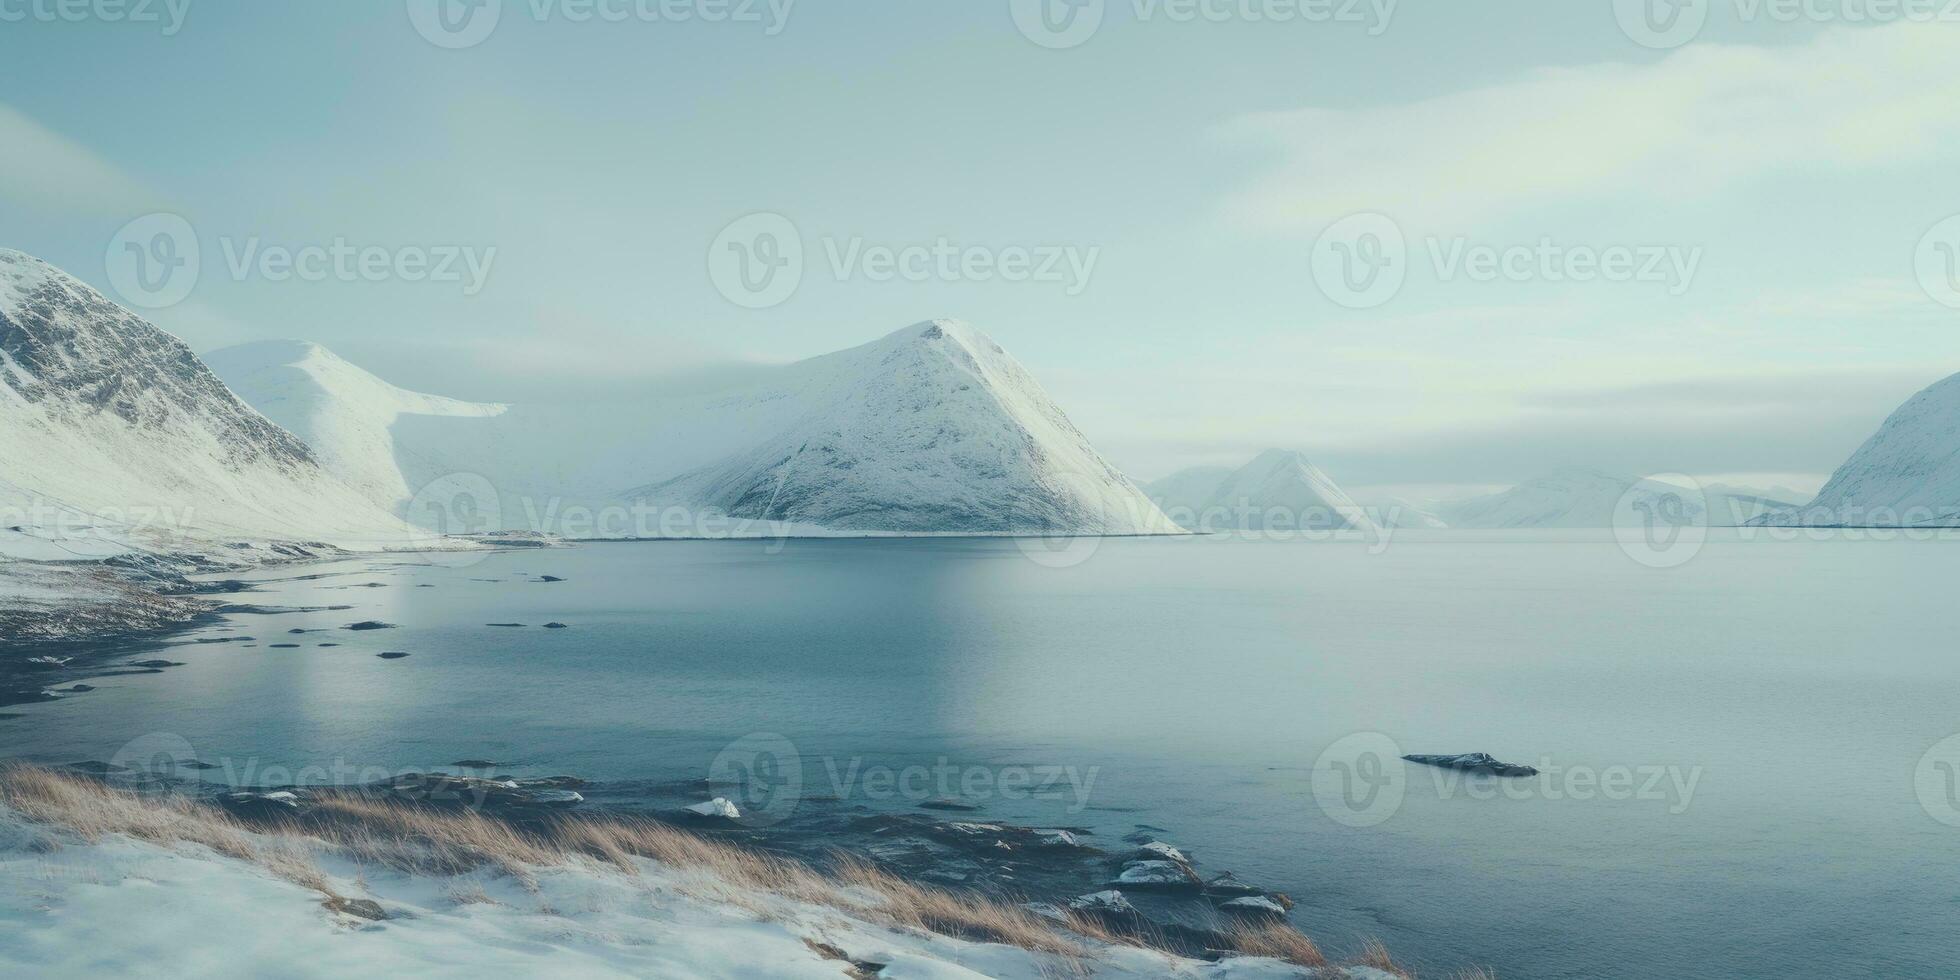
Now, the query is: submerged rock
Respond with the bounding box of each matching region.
[377,651,410,659]
[1402,752,1539,777]
[345,621,396,631]
[541,622,569,630]
[918,797,981,812]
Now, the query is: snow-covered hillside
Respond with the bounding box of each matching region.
[1146,450,1375,532]
[203,341,506,514]
[624,321,1178,533]
[224,320,1177,537]
[0,250,418,550]
[1775,372,1960,526]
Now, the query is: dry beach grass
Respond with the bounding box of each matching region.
[0,762,1445,976]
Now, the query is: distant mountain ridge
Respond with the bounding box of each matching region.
[203,317,1176,537]
[1147,450,1376,532]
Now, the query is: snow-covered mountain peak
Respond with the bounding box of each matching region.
[0,250,416,546]
[623,319,1177,534]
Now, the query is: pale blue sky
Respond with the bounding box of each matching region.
[5,2,1958,496]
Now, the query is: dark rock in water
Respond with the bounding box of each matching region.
[221,790,305,818]
[1202,871,1266,898]
[345,621,396,631]
[518,775,586,790]
[1402,752,1539,777]
[64,761,130,775]
[451,760,501,769]
[317,643,339,648]
[269,644,301,649]
[1066,889,1142,924]
[1132,840,1189,865]
[377,652,411,659]
[1105,859,1203,891]
[324,897,387,921]
[364,772,582,809]
[487,623,526,628]
[287,628,313,634]
[1217,895,1291,920]
[416,584,435,588]
[61,684,95,693]
[918,797,981,812]
[127,660,185,668]
[180,760,221,770]
[541,622,569,630]
[537,576,565,583]
[679,798,742,822]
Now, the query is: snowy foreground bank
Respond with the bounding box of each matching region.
[0,767,1420,980]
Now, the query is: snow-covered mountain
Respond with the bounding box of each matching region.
[1441,468,1682,528]
[1771,372,1960,526]
[1146,450,1375,532]
[1440,468,1802,528]
[204,340,507,514]
[622,321,1178,534]
[0,250,416,551]
[205,319,1174,537]
[1369,496,1449,529]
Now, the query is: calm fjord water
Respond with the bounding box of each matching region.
[5,534,1956,978]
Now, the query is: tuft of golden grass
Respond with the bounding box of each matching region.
[1356,936,1413,977]
[0,763,1411,972]
[1225,920,1328,968]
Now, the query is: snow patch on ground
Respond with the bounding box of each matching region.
[0,807,1320,979]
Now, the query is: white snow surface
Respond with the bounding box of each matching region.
[1779,372,1960,525]
[203,340,506,514]
[0,808,1325,980]
[1146,450,1375,532]
[0,250,429,552]
[208,319,1177,537]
